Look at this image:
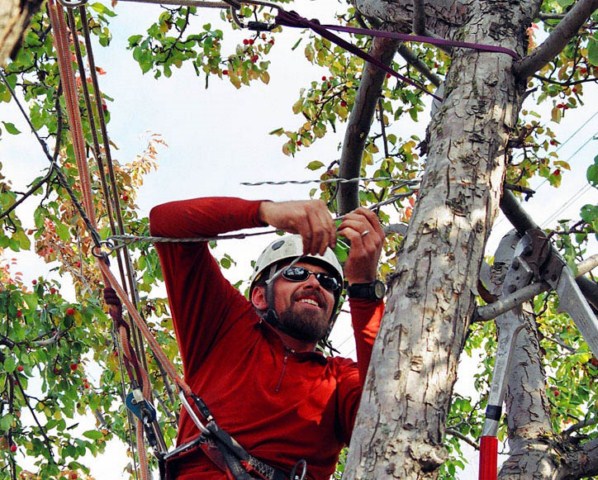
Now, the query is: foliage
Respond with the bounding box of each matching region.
[0,0,596,478]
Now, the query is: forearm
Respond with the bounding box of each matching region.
[149,197,266,238]
[350,299,384,381]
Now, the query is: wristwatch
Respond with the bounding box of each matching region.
[347,280,386,300]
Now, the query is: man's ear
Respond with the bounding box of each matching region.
[251,285,268,310]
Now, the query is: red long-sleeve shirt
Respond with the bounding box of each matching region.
[149,197,383,480]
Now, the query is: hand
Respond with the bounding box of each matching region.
[258,200,336,255]
[337,207,384,285]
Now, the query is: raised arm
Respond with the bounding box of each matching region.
[338,208,386,379]
[149,197,266,371]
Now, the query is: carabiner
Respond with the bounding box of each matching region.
[289,459,307,480]
[57,0,89,7]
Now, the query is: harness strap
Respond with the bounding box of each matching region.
[165,427,296,480]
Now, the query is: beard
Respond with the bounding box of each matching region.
[278,300,331,342]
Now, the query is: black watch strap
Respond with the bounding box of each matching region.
[347,280,385,300]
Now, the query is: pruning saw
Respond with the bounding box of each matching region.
[478,228,598,480]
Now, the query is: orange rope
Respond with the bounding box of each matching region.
[47,0,191,394]
[48,0,97,226]
[47,2,198,477]
[99,263,191,394]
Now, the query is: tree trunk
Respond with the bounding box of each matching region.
[0,0,43,68]
[344,1,537,477]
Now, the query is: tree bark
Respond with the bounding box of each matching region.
[344,0,537,477]
[0,0,43,68]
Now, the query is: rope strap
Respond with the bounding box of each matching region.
[274,10,520,101]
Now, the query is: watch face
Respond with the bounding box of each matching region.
[374,281,385,298]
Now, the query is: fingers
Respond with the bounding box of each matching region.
[337,208,384,245]
[337,207,385,284]
[302,201,336,255]
[259,200,336,256]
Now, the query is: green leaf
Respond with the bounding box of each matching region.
[0,414,14,432]
[55,221,70,241]
[1,121,20,135]
[333,238,349,264]
[588,35,598,66]
[82,430,104,440]
[3,356,16,373]
[89,2,116,17]
[587,155,598,187]
[306,160,324,171]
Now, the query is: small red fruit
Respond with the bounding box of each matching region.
[10,444,17,453]
[32,279,37,285]
[296,140,302,146]
[222,69,229,76]
[121,194,129,202]
[242,39,249,45]
[17,365,24,372]
[553,389,560,397]
[590,357,598,367]
[16,310,22,318]
[248,39,254,45]
[66,307,76,316]
[250,55,259,63]
[340,100,348,107]
[50,288,57,295]
[70,363,78,372]
[553,169,561,176]
[321,76,327,81]
[386,73,391,79]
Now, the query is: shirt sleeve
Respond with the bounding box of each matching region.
[149,197,267,377]
[335,299,384,443]
[350,298,384,382]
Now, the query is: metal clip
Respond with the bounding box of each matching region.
[290,459,307,480]
[126,389,157,423]
[57,0,89,7]
[91,240,116,259]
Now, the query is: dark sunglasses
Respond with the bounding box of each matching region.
[281,266,341,293]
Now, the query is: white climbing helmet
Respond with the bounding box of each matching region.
[249,234,343,296]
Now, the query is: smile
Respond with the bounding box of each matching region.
[298,298,320,307]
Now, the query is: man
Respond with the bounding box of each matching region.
[150,197,385,480]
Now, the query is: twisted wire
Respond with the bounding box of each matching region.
[241,176,421,187]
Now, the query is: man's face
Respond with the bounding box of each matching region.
[273,261,337,343]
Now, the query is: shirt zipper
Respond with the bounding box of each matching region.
[275,348,293,393]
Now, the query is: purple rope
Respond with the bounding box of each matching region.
[276,10,442,101]
[275,10,521,101]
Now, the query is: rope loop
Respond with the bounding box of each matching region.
[57,0,89,8]
[92,240,116,259]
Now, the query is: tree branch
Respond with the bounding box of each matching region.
[396,44,442,87]
[412,0,426,34]
[445,428,479,450]
[338,36,399,214]
[562,437,598,478]
[514,0,598,79]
